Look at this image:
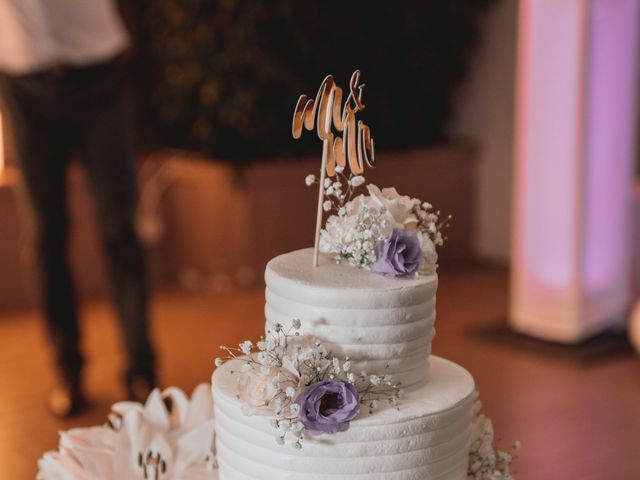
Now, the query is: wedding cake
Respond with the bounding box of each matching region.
[36,70,516,480]
[212,247,476,479]
[210,70,508,480]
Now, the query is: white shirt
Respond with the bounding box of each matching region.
[0,0,129,74]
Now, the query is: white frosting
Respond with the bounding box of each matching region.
[212,356,475,480]
[265,249,438,389]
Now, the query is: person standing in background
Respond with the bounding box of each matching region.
[0,1,156,416]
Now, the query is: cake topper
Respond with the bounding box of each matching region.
[292,69,375,267]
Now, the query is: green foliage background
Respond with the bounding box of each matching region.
[122,0,494,164]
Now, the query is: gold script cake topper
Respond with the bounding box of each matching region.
[292,69,375,267]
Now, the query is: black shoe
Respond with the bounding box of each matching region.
[125,374,156,403]
[48,383,86,418]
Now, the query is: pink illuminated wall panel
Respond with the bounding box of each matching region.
[511,0,640,342]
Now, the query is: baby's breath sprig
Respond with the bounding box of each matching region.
[411,201,451,247]
[216,319,403,449]
[304,167,366,216]
[467,398,520,480]
[320,203,390,268]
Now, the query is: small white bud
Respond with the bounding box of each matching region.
[350,175,365,187]
[239,340,253,355]
[304,174,316,186]
[323,200,332,212]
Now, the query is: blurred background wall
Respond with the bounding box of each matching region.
[451,0,517,264]
[4,2,636,322]
[0,0,521,308]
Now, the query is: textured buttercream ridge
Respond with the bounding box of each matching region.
[214,400,472,453]
[264,290,435,324]
[265,249,437,310]
[264,312,435,345]
[217,459,468,480]
[216,441,470,479]
[214,422,471,471]
[213,384,473,443]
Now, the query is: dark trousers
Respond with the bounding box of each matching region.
[0,58,155,386]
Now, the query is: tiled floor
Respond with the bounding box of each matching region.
[0,265,638,479]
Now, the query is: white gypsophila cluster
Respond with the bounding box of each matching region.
[411,201,448,247]
[216,320,402,449]
[319,184,450,273]
[307,171,450,275]
[467,400,520,480]
[319,201,392,267]
[304,166,366,215]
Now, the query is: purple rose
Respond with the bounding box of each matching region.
[371,229,422,276]
[295,379,360,434]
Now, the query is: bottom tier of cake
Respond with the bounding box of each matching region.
[211,356,475,480]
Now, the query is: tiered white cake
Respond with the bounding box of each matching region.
[212,249,476,480]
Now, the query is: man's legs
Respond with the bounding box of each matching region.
[0,76,82,392]
[73,61,156,394]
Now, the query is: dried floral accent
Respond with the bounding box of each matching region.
[216,321,402,448]
[468,398,520,480]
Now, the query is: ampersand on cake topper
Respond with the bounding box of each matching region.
[292,69,376,267]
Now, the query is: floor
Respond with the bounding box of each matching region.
[0,265,638,480]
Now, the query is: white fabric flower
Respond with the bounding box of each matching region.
[366,184,419,230]
[304,174,316,186]
[417,231,438,275]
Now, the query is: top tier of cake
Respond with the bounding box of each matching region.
[264,248,437,389]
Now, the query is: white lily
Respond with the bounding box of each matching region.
[37,384,217,480]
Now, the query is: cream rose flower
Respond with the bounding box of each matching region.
[366,184,419,230]
[237,365,298,416]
